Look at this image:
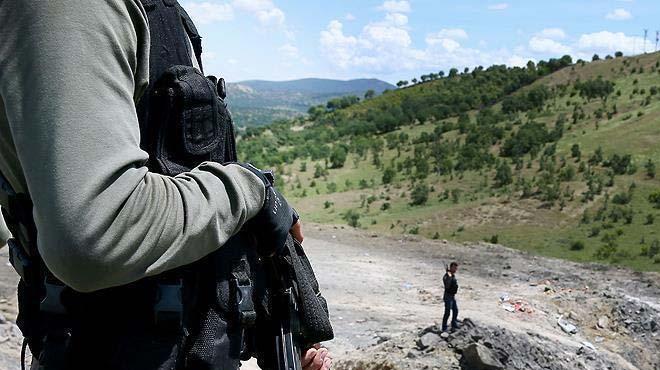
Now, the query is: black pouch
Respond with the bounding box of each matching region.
[284,236,333,345]
[148,65,234,176]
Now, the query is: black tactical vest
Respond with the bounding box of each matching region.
[2,1,332,369]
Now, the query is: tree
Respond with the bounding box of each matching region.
[615,51,623,58]
[448,68,459,78]
[645,159,656,179]
[364,89,375,99]
[439,71,445,78]
[411,78,418,84]
[410,184,429,206]
[592,54,600,61]
[313,163,326,178]
[343,209,361,228]
[329,146,348,168]
[649,191,660,209]
[382,167,396,184]
[571,144,581,160]
[494,163,513,187]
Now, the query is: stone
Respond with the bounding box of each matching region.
[461,343,504,370]
[0,313,6,324]
[440,332,450,339]
[558,316,578,334]
[597,316,609,329]
[417,332,442,350]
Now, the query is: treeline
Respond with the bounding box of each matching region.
[239,56,579,166]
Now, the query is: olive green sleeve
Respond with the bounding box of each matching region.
[0,0,265,292]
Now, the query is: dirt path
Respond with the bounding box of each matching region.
[1,225,658,369]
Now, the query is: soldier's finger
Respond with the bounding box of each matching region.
[301,348,317,367]
[323,357,332,370]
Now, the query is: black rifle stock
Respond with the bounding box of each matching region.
[269,258,303,370]
[260,169,303,370]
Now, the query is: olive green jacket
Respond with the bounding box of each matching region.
[0,0,265,292]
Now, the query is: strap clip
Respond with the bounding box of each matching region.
[154,282,183,327]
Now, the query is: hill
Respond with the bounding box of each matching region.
[226,78,395,127]
[237,52,660,272]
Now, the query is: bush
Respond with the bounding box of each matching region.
[329,146,348,168]
[570,240,585,251]
[382,167,396,184]
[648,239,660,258]
[612,192,631,205]
[489,235,499,244]
[380,202,391,211]
[343,209,361,228]
[649,191,660,208]
[410,184,430,206]
[645,214,655,225]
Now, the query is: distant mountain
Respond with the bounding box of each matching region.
[226,78,395,127]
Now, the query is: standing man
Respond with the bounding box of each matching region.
[442,262,460,332]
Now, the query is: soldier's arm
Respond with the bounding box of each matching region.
[0,0,265,292]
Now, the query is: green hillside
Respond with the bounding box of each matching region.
[237,52,660,272]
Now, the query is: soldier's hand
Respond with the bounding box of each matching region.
[237,163,297,256]
[302,344,332,370]
[291,219,304,244]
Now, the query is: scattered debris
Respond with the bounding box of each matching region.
[557,315,578,334]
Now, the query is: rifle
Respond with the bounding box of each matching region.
[267,257,303,370]
[260,169,303,370]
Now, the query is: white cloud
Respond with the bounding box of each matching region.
[507,55,533,68]
[426,29,467,52]
[605,8,632,20]
[278,44,299,58]
[362,23,412,49]
[379,0,411,13]
[183,2,234,24]
[345,13,356,21]
[428,28,469,41]
[232,0,285,26]
[385,12,409,26]
[488,3,509,10]
[528,36,571,55]
[320,20,360,68]
[577,31,644,55]
[319,14,535,76]
[538,28,566,40]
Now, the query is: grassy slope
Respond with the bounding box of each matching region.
[273,53,660,271]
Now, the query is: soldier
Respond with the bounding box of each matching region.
[442,262,460,332]
[0,1,332,369]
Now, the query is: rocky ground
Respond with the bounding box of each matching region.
[1,224,658,370]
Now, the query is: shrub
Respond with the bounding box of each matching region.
[343,209,361,228]
[648,239,660,258]
[649,192,660,208]
[382,167,396,184]
[410,184,430,206]
[645,214,655,225]
[570,240,585,251]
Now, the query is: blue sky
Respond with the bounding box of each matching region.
[180,0,660,84]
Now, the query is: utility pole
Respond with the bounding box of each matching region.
[656,30,659,52]
[643,29,648,53]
